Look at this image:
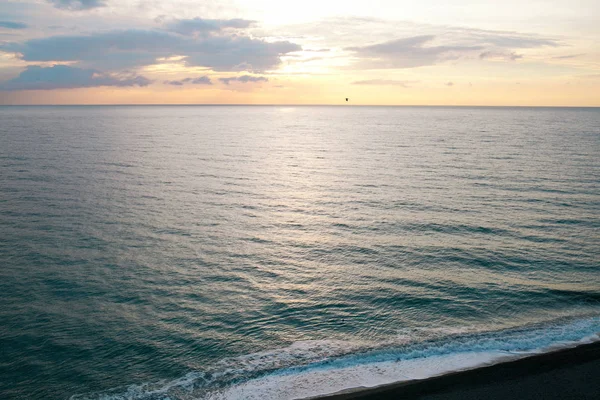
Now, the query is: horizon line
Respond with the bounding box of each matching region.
[1,104,600,108]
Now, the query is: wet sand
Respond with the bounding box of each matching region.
[314,341,600,400]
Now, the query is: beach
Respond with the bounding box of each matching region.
[317,341,600,400]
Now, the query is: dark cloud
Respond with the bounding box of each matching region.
[479,51,523,61]
[352,79,416,87]
[165,18,255,36]
[346,35,483,69]
[219,75,268,85]
[0,65,150,91]
[48,0,107,10]
[2,30,175,62]
[1,30,178,71]
[184,36,299,72]
[0,21,28,29]
[1,29,301,72]
[164,76,213,85]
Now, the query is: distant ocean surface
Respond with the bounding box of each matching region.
[1,105,599,399]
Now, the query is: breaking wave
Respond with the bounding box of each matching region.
[71,313,600,400]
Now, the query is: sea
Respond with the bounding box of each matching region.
[0,105,599,399]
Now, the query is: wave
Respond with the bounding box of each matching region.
[70,313,600,400]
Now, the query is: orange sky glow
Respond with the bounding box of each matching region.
[0,0,599,105]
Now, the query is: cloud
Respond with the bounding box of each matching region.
[352,79,416,87]
[0,21,28,30]
[346,35,483,69]
[293,56,325,63]
[165,18,255,36]
[164,76,212,85]
[48,0,107,10]
[282,16,559,49]
[552,54,585,60]
[1,29,301,72]
[479,51,523,61]
[184,36,300,72]
[219,75,268,85]
[455,29,559,49]
[1,30,178,71]
[0,65,150,91]
[281,17,560,70]
[446,82,454,86]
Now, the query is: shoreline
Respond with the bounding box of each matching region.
[310,340,600,400]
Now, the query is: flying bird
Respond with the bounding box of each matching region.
[346,98,349,102]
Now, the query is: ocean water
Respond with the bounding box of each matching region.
[0,105,599,399]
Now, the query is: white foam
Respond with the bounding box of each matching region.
[206,351,510,400]
[208,332,600,400]
[70,315,600,400]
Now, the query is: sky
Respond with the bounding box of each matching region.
[0,0,599,105]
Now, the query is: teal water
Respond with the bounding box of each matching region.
[0,106,599,399]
